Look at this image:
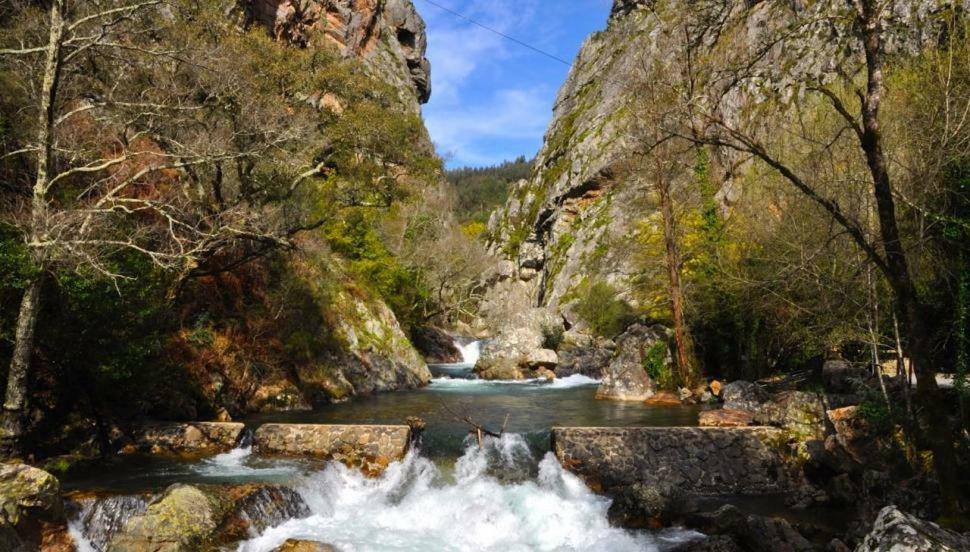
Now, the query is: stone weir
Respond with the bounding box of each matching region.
[551,426,789,495]
[254,423,412,476]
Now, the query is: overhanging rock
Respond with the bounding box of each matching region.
[551,426,789,494]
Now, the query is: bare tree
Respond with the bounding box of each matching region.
[0,0,326,454]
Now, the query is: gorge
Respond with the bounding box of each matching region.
[1,0,970,551]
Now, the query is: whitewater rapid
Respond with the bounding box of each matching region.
[237,434,700,552]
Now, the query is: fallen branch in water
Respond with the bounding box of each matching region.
[438,400,509,448]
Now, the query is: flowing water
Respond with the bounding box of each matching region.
[64,340,706,551]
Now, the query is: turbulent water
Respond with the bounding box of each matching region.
[237,434,701,552]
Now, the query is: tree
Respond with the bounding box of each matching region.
[645,0,967,512]
[0,0,328,455]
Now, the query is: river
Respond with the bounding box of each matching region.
[64,351,706,551]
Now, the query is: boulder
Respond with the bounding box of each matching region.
[699,409,755,428]
[645,391,682,406]
[607,482,694,528]
[855,505,970,551]
[827,406,877,465]
[556,342,613,378]
[0,463,72,552]
[107,483,308,552]
[107,484,226,552]
[121,422,245,457]
[687,505,813,552]
[274,540,337,552]
[596,324,669,401]
[410,327,462,364]
[474,306,560,380]
[754,391,826,440]
[721,381,769,411]
[523,349,559,369]
[253,424,410,475]
[822,359,868,394]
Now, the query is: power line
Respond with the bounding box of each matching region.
[416,0,574,68]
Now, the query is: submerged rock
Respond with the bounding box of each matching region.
[856,505,970,551]
[596,324,669,401]
[686,505,814,552]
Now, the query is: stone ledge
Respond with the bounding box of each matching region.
[551,426,789,495]
[253,424,411,475]
[122,422,245,457]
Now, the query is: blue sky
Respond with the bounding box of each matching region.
[415,0,613,168]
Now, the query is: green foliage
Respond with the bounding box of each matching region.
[857,398,893,434]
[446,156,532,224]
[643,341,674,389]
[541,322,565,351]
[573,280,635,338]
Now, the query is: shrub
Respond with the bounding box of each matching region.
[573,280,636,338]
[541,322,565,351]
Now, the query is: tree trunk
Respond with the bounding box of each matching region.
[1,0,65,458]
[658,177,696,387]
[0,277,42,456]
[858,2,962,513]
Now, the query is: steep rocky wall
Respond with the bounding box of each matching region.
[242,0,431,109]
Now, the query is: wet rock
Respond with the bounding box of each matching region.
[107,483,308,552]
[67,492,152,552]
[535,367,556,381]
[596,324,669,401]
[121,422,245,457]
[687,505,813,552]
[0,463,72,552]
[410,326,462,364]
[856,505,970,551]
[645,391,682,406]
[556,342,613,378]
[671,535,744,552]
[253,423,410,475]
[698,409,755,428]
[274,540,337,552]
[552,427,788,494]
[607,482,694,527]
[721,381,769,411]
[524,349,559,369]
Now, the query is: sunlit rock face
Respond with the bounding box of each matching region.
[243,0,431,106]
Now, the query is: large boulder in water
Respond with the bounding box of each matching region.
[0,463,73,552]
[683,505,813,552]
[856,505,970,551]
[107,483,308,551]
[595,324,669,401]
[410,326,462,364]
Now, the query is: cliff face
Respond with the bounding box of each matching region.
[243,0,432,107]
[484,1,672,325]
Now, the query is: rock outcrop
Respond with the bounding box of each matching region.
[253,423,410,474]
[410,327,463,364]
[855,505,970,551]
[0,464,74,552]
[243,0,431,107]
[551,427,788,494]
[120,422,246,457]
[595,324,670,401]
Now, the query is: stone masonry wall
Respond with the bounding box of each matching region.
[254,423,411,475]
[551,427,789,494]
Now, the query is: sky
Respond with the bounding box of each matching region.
[414,0,613,168]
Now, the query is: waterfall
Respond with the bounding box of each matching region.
[455,338,481,365]
[236,434,702,552]
[67,493,153,552]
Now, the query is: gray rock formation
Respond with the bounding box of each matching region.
[596,324,670,401]
[551,426,789,494]
[243,0,431,107]
[855,505,970,551]
[120,422,245,457]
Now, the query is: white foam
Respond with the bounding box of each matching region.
[237,435,698,552]
[456,339,481,365]
[431,373,601,389]
[191,446,299,478]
